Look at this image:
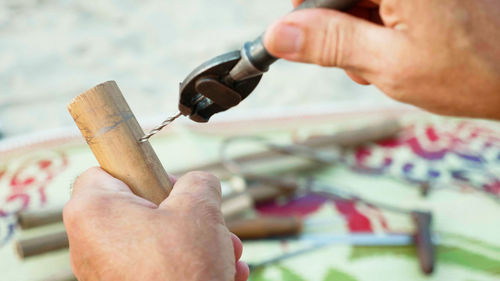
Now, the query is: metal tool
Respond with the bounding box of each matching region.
[178,0,360,123]
[140,0,361,142]
[248,233,428,271]
[222,154,436,275]
[217,135,436,274]
[139,112,182,143]
[248,175,436,275]
[309,183,435,274]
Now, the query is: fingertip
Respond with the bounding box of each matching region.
[73,167,104,187]
[231,233,243,261]
[345,71,371,85]
[291,0,304,8]
[71,167,103,196]
[235,261,250,281]
[168,174,178,185]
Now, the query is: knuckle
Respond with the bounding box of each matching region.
[376,52,416,103]
[320,19,340,66]
[315,16,351,67]
[196,199,224,224]
[185,171,216,182]
[380,67,417,103]
[63,199,86,227]
[72,167,101,192]
[379,2,395,20]
[202,208,224,225]
[196,196,221,214]
[63,193,110,224]
[63,195,112,232]
[176,193,200,211]
[184,171,221,195]
[174,193,223,223]
[62,201,77,224]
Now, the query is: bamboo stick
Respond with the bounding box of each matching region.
[222,192,254,221]
[15,183,297,230]
[246,182,297,204]
[227,216,302,240]
[68,81,172,205]
[17,206,63,230]
[15,194,255,259]
[16,231,68,258]
[16,214,299,258]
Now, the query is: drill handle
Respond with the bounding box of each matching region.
[296,0,361,11]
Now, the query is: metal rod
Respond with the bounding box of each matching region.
[139,112,182,143]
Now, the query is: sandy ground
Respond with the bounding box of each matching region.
[0,0,399,138]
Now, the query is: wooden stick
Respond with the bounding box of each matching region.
[14,183,294,230]
[221,192,254,221]
[16,215,300,258]
[14,194,255,259]
[17,206,64,230]
[247,182,298,204]
[227,216,302,240]
[300,119,401,147]
[68,81,172,204]
[16,231,68,258]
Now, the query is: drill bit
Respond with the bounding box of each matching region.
[139,112,182,143]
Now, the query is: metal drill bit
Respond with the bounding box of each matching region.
[139,112,182,143]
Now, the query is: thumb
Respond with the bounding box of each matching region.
[263,9,403,77]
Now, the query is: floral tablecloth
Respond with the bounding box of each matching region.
[1,110,499,281]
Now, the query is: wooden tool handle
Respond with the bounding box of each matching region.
[227,216,302,240]
[15,188,260,230]
[247,182,298,204]
[68,81,172,204]
[302,119,401,147]
[17,206,63,230]
[16,231,69,259]
[14,197,255,259]
[221,192,254,221]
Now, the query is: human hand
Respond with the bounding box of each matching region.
[264,0,500,119]
[64,167,249,281]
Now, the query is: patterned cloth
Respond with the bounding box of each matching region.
[1,111,499,281]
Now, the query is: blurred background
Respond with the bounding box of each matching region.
[0,0,399,138]
[2,1,500,281]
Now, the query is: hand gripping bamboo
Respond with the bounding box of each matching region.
[68,81,172,204]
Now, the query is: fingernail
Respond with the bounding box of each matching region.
[270,24,303,54]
